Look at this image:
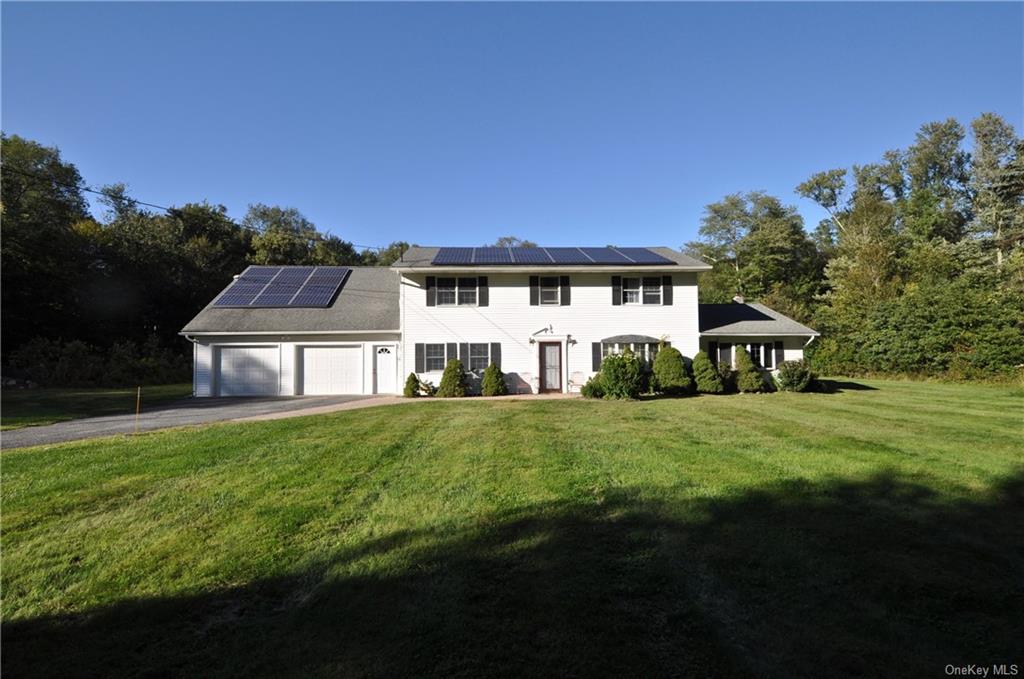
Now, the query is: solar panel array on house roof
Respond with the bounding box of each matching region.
[213,266,351,308]
[429,247,675,266]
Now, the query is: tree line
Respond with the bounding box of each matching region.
[685,113,1023,377]
[2,112,1022,382]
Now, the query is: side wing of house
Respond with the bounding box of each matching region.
[698,302,819,370]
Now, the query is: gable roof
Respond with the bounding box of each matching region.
[698,302,818,337]
[392,246,710,270]
[180,267,399,335]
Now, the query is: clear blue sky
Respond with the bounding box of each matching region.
[3,2,1021,251]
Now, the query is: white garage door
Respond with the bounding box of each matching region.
[218,346,280,396]
[300,346,362,395]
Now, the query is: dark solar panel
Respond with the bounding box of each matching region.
[290,267,350,307]
[214,281,266,307]
[511,247,554,264]
[473,247,513,264]
[273,266,315,284]
[251,285,302,307]
[580,247,632,264]
[432,248,475,265]
[239,266,281,282]
[544,247,592,264]
[614,247,675,264]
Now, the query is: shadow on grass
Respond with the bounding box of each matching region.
[815,379,879,392]
[5,471,1022,678]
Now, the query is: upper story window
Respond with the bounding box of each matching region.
[539,277,560,305]
[436,277,477,306]
[621,277,663,305]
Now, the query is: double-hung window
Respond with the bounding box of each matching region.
[642,277,662,305]
[469,343,490,372]
[436,277,477,306]
[749,343,762,366]
[539,277,560,305]
[424,344,446,371]
[622,278,641,304]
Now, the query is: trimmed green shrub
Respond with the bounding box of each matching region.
[403,372,421,397]
[600,350,643,400]
[481,363,508,396]
[652,345,693,395]
[692,351,725,394]
[580,374,605,399]
[775,359,814,392]
[735,345,765,393]
[717,362,737,394]
[436,359,467,397]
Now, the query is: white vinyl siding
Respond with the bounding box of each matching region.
[401,271,700,393]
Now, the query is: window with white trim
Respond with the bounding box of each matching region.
[469,343,490,372]
[622,278,641,304]
[457,277,478,305]
[601,342,661,366]
[425,344,446,371]
[642,277,662,305]
[749,343,762,366]
[436,278,457,306]
[762,343,774,369]
[539,277,560,305]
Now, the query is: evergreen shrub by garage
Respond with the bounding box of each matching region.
[436,359,468,397]
[481,363,508,396]
[652,345,694,395]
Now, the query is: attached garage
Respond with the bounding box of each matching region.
[298,345,362,395]
[216,346,280,396]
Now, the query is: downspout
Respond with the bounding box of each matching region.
[183,334,199,397]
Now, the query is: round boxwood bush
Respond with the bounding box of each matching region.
[775,359,814,392]
[735,345,766,393]
[403,372,421,397]
[692,351,725,394]
[652,345,693,395]
[600,351,643,399]
[436,359,467,397]
[481,363,508,396]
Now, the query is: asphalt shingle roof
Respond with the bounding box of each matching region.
[180,267,400,334]
[698,302,818,336]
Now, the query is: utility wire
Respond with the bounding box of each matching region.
[0,165,389,252]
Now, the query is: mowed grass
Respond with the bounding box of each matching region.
[1,383,192,430]
[2,379,1022,677]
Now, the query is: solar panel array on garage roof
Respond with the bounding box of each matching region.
[430,246,676,266]
[213,266,351,308]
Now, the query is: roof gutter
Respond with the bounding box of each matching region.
[699,331,821,337]
[178,329,402,336]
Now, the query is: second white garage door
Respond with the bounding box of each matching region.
[300,346,362,395]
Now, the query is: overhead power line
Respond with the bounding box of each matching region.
[0,165,389,251]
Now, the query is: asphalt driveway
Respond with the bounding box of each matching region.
[1,395,375,449]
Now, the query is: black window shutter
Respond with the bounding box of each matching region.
[592,343,602,371]
[662,275,673,305]
[774,341,784,366]
[477,277,489,307]
[560,276,570,306]
[446,343,457,362]
[459,343,469,364]
[708,341,718,364]
[415,344,425,372]
[719,342,732,367]
[529,276,539,305]
[611,276,622,305]
[425,276,436,307]
[490,343,501,369]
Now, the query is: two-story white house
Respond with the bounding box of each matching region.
[180,246,817,396]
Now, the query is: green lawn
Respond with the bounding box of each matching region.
[3,379,1021,677]
[0,383,192,430]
